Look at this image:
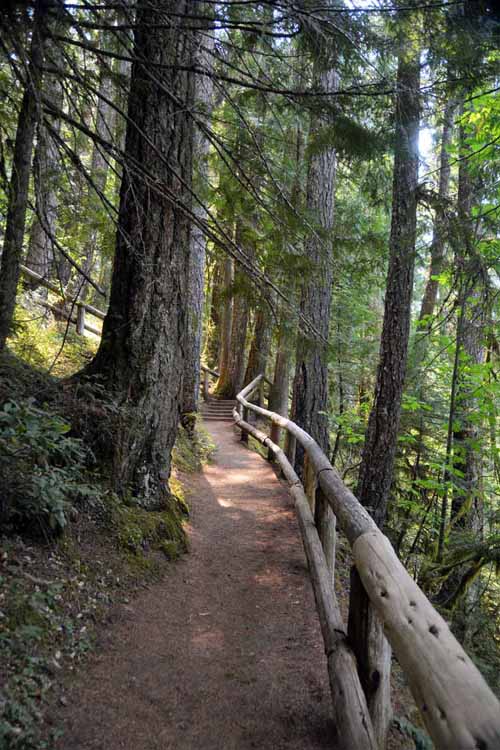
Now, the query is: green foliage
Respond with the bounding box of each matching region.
[306,113,390,161]
[9,309,98,378]
[106,492,187,560]
[0,399,97,535]
[172,422,216,474]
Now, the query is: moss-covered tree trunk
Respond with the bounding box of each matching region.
[82,1,195,508]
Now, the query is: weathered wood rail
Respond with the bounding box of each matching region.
[20,264,105,335]
[233,373,500,750]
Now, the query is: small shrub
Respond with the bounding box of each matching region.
[0,399,97,536]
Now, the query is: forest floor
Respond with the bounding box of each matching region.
[47,419,417,750]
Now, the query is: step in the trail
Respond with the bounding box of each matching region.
[201,399,237,422]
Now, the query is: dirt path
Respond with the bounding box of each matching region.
[56,421,334,750]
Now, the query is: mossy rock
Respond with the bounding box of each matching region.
[106,493,187,561]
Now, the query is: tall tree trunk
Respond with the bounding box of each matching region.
[418,97,455,328]
[76,51,117,301]
[349,21,420,748]
[405,96,456,561]
[204,256,223,370]
[436,123,487,634]
[216,216,255,399]
[82,1,195,508]
[244,299,273,390]
[181,30,215,429]
[356,34,420,528]
[25,30,64,287]
[217,255,234,385]
[0,0,46,349]
[268,314,291,455]
[291,59,337,472]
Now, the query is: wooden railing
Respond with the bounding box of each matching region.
[20,264,105,335]
[233,373,500,750]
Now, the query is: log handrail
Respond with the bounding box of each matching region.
[234,373,500,750]
[201,364,219,379]
[20,264,106,321]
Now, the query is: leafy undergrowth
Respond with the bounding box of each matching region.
[9,304,99,379]
[0,342,214,750]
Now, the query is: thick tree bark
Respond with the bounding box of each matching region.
[82,1,195,508]
[181,31,215,428]
[0,1,46,349]
[291,61,337,474]
[351,25,420,748]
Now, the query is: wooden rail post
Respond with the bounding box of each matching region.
[315,487,336,583]
[284,431,296,468]
[303,453,317,514]
[241,406,249,443]
[258,378,265,408]
[203,369,210,401]
[76,303,86,336]
[268,421,280,461]
[303,454,336,581]
[348,569,392,749]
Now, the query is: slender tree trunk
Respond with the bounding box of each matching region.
[216,216,256,398]
[436,124,487,631]
[0,0,46,349]
[356,35,420,528]
[25,30,64,287]
[291,59,337,473]
[268,316,291,455]
[349,22,420,748]
[205,257,223,370]
[82,1,195,508]
[405,96,456,561]
[181,30,215,429]
[76,52,117,301]
[418,98,455,329]
[217,255,234,385]
[223,275,251,397]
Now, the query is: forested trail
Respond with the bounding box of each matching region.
[55,420,334,750]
